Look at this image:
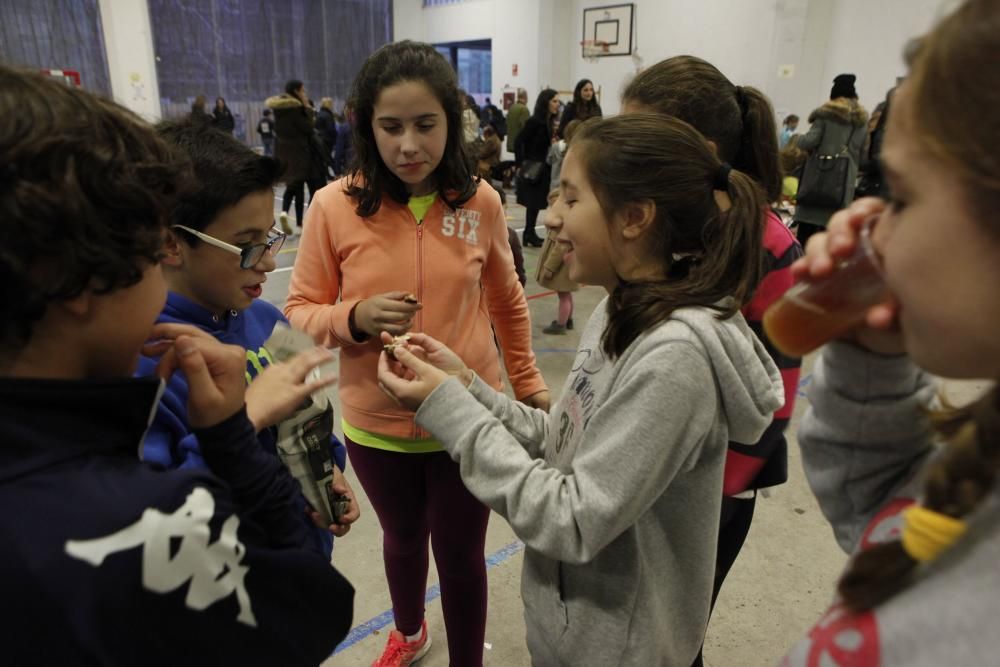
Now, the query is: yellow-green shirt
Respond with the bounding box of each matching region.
[343,191,443,453]
[342,420,443,453]
[408,192,437,223]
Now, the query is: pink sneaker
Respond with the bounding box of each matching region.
[371,620,432,667]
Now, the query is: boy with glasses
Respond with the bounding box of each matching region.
[138,118,358,557]
[0,65,353,664]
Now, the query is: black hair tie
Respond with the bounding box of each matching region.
[714,163,732,191]
[735,86,748,115]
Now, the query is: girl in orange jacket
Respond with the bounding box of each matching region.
[284,41,547,667]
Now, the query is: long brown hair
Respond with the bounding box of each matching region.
[345,41,477,217]
[621,55,782,201]
[571,114,766,358]
[837,0,1000,613]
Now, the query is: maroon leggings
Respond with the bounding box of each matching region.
[345,438,490,666]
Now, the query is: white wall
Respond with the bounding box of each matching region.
[392,0,950,120]
[569,0,779,115]
[392,0,557,114]
[394,0,494,44]
[821,0,948,112]
[97,0,161,121]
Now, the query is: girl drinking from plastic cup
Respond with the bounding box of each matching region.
[781,1,1000,663]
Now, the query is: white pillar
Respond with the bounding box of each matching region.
[97,0,162,122]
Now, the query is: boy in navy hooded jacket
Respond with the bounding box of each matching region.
[136,118,358,557]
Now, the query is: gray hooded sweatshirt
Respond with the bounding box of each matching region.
[784,342,1000,666]
[416,298,783,665]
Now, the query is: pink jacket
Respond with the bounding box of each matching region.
[285,179,546,438]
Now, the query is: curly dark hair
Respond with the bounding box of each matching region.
[0,65,188,351]
[345,40,477,217]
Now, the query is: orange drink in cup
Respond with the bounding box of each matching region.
[764,216,888,357]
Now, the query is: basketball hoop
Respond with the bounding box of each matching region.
[580,40,610,62]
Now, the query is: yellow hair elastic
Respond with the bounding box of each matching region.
[900,505,968,563]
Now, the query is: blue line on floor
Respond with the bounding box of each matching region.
[332,540,526,655]
[797,373,812,399]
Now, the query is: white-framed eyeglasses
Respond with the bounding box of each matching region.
[172,224,286,269]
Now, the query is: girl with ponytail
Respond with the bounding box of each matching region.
[376,113,784,665]
[786,1,1000,664]
[621,57,804,651]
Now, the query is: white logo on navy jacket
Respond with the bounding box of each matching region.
[65,487,256,626]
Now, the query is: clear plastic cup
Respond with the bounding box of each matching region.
[764,216,888,357]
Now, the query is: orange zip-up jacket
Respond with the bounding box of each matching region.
[285,179,546,439]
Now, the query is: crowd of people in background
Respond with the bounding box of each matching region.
[181,57,896,257]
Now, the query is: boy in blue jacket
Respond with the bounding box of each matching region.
[0,65,353,665]
[137,118,358,556]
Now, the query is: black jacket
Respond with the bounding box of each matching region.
[0,376,354,666]
[212,106,235,133]
[266,94,322,183]
[557,101,602,138]
[515,116,553,210]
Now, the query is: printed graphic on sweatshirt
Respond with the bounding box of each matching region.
[553,346,606,459]
[859,497,914,551]
[782,604,880,667]
[441,210,481,246]
[65,487,256,627]
[782,497,913,666]
[245,344,275,384]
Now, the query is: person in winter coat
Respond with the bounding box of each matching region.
[332,103,354,176]
[505,88,529,153]
[190,94,211,123]
[536,189,579,334]
[856,90,895,200]
[460,90,480,144]
[316,97,337,175]
[515,88,560,247]
[257,108,275,156]
[476,124,503,180]
[211,97,235,134]
[266,79,326,233]
[793,74,868,246]
[557,78,602,138]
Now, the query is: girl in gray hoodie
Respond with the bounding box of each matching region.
[377,114,784,665]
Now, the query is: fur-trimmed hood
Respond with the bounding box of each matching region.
[265,94,304,111]
[809,98,868,127]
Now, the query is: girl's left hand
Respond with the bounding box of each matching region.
[377,346,452,411]
[521,390,551,412]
